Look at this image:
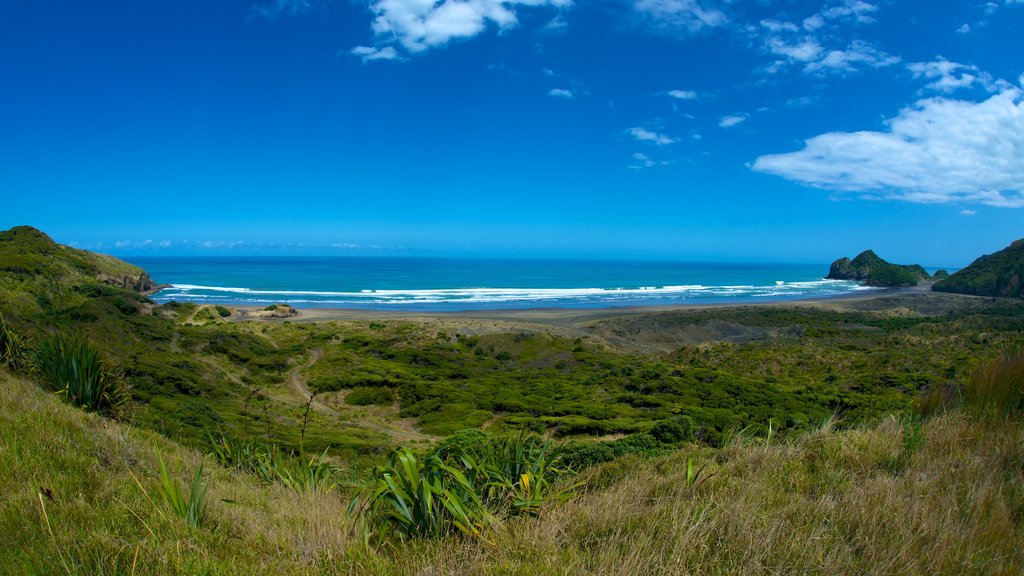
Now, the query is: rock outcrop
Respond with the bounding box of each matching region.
[827,250,931,287]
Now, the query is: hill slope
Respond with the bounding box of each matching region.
[3,368,1021,575]
[933,238,1024,298]
[827,249,931,287]
[0,226,161,319]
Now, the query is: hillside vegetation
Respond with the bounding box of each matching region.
[3,368,1022,575]
[934,238,1024,299]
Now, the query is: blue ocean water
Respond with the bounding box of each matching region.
[126,257,875,311]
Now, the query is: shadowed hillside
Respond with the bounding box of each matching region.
[934,238,1024,299]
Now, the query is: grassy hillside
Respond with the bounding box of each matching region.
[3,368,1021,575]
[0,226,158,320]
[934,238,1024,298]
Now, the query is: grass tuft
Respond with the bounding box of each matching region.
[156,452,208,529]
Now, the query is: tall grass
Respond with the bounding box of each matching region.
[963,346,1024,420]
[207,432,341,493]
[0,314,28,372]
[32,333,129,418]
[156,452,208,529]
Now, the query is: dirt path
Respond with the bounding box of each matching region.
[286,349,435,443]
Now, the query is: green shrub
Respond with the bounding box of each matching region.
[428,428,493,461]
[32,333,130,418]
[345,386,394,406]
[466,433,571,517]
[214,305,232,318]
[962,346,1024,420]
[650,418,692,444]
[359,448,489,540]
[558,441,617,470]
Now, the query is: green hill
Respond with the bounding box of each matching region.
[0,225,161,320]
[827,250,930,287]
[933,238,1024,299]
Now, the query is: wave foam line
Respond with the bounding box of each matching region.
[162,280,861,303]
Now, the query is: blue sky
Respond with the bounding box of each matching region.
[1,0,1022,266]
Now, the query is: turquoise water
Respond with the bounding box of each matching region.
[126,257,874,311]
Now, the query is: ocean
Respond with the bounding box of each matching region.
[126,257,875,311]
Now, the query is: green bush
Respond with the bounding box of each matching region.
[428,428,493,461]
[32,333,130,418]
[359,448,489,540]
[345,386,394,406]
[558,441,617,470]
[214,305,232,318]
[650,418,692,444]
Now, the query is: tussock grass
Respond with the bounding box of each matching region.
[32,333,130,418]
[153,452,208,529]
[2,370,1022,575]
[963,346,1024,420]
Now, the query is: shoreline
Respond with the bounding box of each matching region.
[220,284,937,325]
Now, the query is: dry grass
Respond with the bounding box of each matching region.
[2,369,1022,575]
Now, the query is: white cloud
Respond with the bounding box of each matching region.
[756,1,894,76]
[633,0,727,33]
[630,152,673,170]
[766,36,823,62]
[956,23,971,34]
[351,45,401,62]
[752,90,1024,207]
[548,88,574,98]
[667,89,699,100]
[627,127,678,145]
[960,209,977,216]
[199,240,246,250]
[541,13,568,33]
[718,113,748,128]
[362,0,570,55]
[760,19,799,33]
[907,58,997,93]
[803,40,899,73]
[802,14,825,31]
[820,0,878,23]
